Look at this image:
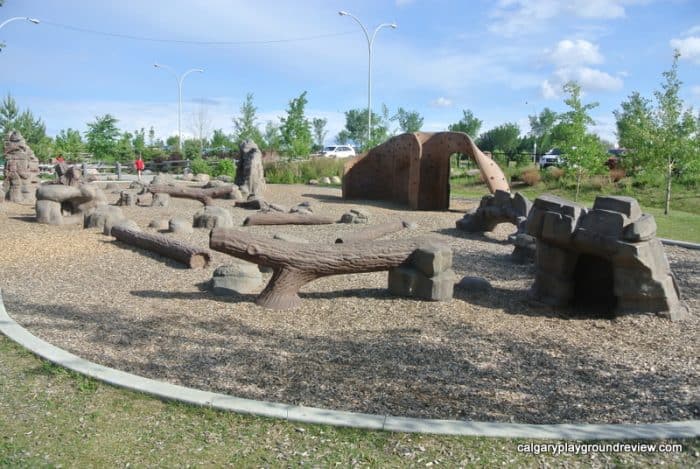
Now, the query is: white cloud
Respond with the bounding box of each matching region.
[670,36,700,64]
[692,85,700,97]
[547,39,604,67]
[541,79,558,99]
[490,0,642,37]
[431,97,453,108]
[683,25,700,36]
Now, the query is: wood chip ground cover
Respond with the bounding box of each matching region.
[0,184,697,424]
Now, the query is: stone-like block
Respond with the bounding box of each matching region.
[193,206,233,229]
[210,262,263,295]
[593,195,642,221]
[169,217,193,234]
[148,218,169,230]
[535,241,577,276]
[622,214,657,242]
[388,266,417,297]
[579,209,629,238]
[151,192,170,208]
[105,218,139,236]
[455,276,492,292]
[118,190,137,206]
[512,192,532,218]
[411,243,452,277]
[413,269,455,301]
[533,194,585,219]
[541,211,576,245]
[494,189,511,205]
[530,270,574,306]
[84,205,124,230]
[36,199,63,225]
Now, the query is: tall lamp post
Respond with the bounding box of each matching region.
[153,63,204,154]
[0,16,40,50]
[339,11,396,147]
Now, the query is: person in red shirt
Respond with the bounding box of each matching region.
[134,154,145,181]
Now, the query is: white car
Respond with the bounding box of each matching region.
[321,145,356,158]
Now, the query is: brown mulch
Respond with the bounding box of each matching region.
[0,183,697,425]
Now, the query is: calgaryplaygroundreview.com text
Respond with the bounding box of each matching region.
[517,442,684,456]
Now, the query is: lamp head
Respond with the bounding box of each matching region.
[28,18,40,24]
[390,23,397,29]
[153,63,161,68]
[338,11,348,16]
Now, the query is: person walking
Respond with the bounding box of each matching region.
[134,154,145,181]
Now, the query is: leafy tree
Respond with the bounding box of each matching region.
[183,138,202,160]
[279,91,313,158]
[132,128,146,157]
[448,109,482,137]
[551,82,607,201]
[0,94,52,161]
[392,107,424,133]
[85,114,121,161]
[651,51,698,214]
[613,92,653,176]
[261,121,283,154]
[477,123,522,162]
[528,107,558,156]
[166,135,180,153]
[339,107,389,150]
[311,117,328,151]
[232,93,263,145]
[209,128,236,157]
[54,128,85,161]
[115,131,134,162]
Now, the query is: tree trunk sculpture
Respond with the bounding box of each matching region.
[335,220,414,244]
[148,184,233,206]
[112,225,212,268]
[243,212,335,226]
[210,228,437,309]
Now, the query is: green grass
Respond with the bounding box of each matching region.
[1,336,697,467]
[451,176,700,243]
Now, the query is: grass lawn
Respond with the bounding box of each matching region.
[451,180,700,243]
[1,336,697,467]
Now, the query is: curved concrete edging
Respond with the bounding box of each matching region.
[660,238,700,250]
[1,290,698,440]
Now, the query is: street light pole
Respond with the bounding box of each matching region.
[339,11,396,147]
[0,16,40,31]
[153,63,204,154]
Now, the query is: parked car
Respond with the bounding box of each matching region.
[321,145,356,158]
[538,148,564,169]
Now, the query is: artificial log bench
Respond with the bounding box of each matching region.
[210,228,451,309]
[334,220,415,244]
[148,184,233,206]
[112,225,212,268]
[243,212,336,226]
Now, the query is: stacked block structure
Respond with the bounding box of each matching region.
[388,243,455,301]
[526,194,686,320]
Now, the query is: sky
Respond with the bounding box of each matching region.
[1,0,699,146]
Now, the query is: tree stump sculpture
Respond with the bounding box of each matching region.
[242,212,335,226]
[113,225,212,268]
[210,228,441,309]
[148,184,234,206]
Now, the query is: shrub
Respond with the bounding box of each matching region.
[609,168,626,183]
[585,175,610,191]
[263,157,345,184]
[520,167,542,186]
[190,157,212,175]
[212,159,236,179]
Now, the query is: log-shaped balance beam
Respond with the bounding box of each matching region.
[113,225,212,268]
[243,212,335,226]
[210,228,438,309]
[149,184,233,206]
[334,220,415,244]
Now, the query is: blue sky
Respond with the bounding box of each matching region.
[1,0,698,145]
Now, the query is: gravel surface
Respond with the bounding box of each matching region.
[1,183,697,424]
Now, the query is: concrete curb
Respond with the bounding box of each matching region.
[660,238,700,250]
[1,290,698,440]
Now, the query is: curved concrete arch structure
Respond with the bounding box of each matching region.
[342,132,509,210]
[2,290,698,440]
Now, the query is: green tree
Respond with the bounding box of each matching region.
[261,121,283,154]
[311,117,328,151]
[54,128,85,161]
[85,114,121,161]
[115,131,134,162]
[0,94,52,161]
[448,109,482,137]
[183,138,202,160]
[551,81,607,201]
[651,51,698,214]
[528,107,558,156]
[392,107,424,133]
[477,123,522,161]
[232,93,263,145]
[166,135,180,153]
[279,91,313,158]
[209,128,235,157]
[132,128,146,157]
[339,107,388,150]
[613,92,654,176]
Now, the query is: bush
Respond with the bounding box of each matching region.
[609,168,626,182]
[542,166,565,183]
[520,167,542,186]
[212,159,236,179]
[263,157,345,184]
[190,157,212,175]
